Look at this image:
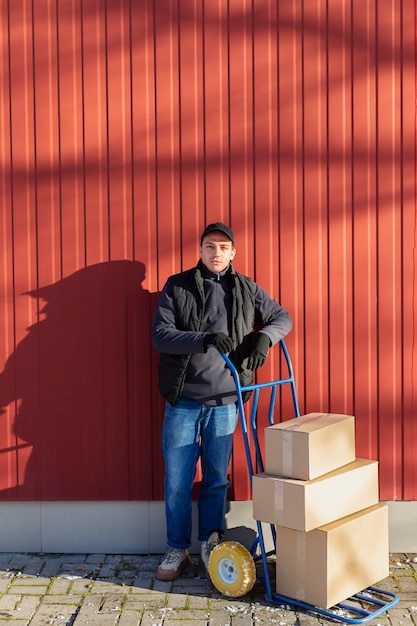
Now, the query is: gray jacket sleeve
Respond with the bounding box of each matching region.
[254,283,292,345]
[152,279,292,355]
[151,282,206,354]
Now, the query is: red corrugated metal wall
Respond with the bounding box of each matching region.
[0,0,416,501]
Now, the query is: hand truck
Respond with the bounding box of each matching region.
[208,339,400,624]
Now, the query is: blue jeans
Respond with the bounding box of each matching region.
[162,397,238,549]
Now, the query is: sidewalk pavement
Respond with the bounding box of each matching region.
[0,551,415,625]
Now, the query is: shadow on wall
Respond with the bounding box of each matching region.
[0,260,164,501]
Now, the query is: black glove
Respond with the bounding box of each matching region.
[203,332,234,353]
[247,333,271,370]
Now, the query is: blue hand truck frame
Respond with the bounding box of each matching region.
[220,339,400,624]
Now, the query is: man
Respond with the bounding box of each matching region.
[152,222,292,581]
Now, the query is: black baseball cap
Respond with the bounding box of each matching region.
[200,222,235,245]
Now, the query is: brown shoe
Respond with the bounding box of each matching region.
[156,548,191,581]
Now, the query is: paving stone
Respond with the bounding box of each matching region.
[136,556,160,571]
[47,578,72,595]
[89,580,128,594]
[165,592,189,608]
[14,595,43,617]
[70,577,94,594]
[172,608,210,620]
[40,561,65,578]
[397,577,417,593]
[228,612,253,625]
[125,589,166,600]
[74,598,120,625]
[61,554,88,564]
[8,555,33,569]
[121,555,148,566]
[131,575,153,589]
[9,585,48,595]
[188,594,211,609]
[100,592,127,612]
[0,594,18,612]
[164,620,209,626]
[140,614,169,626]
[378,577,402,593]
[152,578,174,593]
[117,609,143,626]
[15,576,51,586]
[299,613,329,626]
[22,559,46,577]
[0,554,16,566]
[386,606,416,625]
[208,609,231,625]
[0,553,412,625]
[119,599,148,610]
[42,594,84,606]
[252,603,294,624]
[128,597,167,612]
[132,582,152,595]
[24,602,77,625]
[0,579,12,593]
[97,564,120,578]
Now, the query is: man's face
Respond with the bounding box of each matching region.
[200,231,236,273]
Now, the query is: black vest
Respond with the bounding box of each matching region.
[158,262,256,405]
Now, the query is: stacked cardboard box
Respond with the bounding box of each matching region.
[252,413,389,609]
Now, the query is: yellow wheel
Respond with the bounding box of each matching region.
[208,541,256,597]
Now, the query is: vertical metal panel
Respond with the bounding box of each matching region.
[0,0,415,502]
[401,0,417,501]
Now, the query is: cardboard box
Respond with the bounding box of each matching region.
[252,458,379,531]
[275,503,389,609]
[265,413,355,480]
